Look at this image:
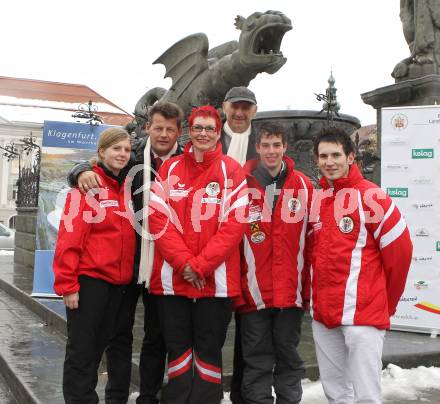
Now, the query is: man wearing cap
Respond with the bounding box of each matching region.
[221,86,257,404]
[221,86,258,166]
[66,102,184,404]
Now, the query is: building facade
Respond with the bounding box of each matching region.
[0,76,133,227]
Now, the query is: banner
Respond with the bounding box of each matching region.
[32,121,114,297]
[381,106,440,334]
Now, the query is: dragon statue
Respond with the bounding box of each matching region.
[134,10,292,121]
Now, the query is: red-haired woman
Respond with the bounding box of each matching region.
[148,105,248,404]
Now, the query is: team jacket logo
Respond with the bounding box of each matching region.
[249,222,265,243]
[201,197,221,204]
[205,182,220,196]
[287,197,301,213]
[339,217,354,233]
[100,200,119,208]
[391,113,408,130]
[170,184,190,197]
[248,204,262,223]
[251,231,265,243]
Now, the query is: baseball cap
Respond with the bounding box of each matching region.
[224,86,257,105]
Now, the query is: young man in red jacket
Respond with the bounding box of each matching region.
[310,126,413,404]
[237,122,314,404]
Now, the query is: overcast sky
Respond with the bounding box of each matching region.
[1,1,408,126]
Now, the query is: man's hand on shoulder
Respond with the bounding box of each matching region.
[77,171,103,194]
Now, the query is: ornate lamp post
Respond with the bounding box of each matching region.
[72,100,104,125]
[315,71,341,125]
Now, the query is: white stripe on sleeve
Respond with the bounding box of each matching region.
[379,216,407,250]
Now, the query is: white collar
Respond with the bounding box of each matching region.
[151,142,178,161]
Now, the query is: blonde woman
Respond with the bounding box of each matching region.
[53,127,136,404]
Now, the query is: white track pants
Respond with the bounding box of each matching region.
[312,320,385,404]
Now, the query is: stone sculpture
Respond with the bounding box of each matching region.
[392,0,440,81]
[134,10,292,118]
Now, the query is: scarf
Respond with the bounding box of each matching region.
[225,122,251,166]
[138,137,155,287]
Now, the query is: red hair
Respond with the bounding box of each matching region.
[188,105,222,132]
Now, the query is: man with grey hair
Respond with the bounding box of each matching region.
[221,86,258,165]
[220,86,258,404]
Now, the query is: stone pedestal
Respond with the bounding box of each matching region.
[14,207,38,271]
[361,74,440,184]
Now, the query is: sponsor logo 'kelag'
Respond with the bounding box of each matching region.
[387,187,408,198]
[412,148,434,159]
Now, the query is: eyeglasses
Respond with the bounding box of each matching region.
[191,125,217,134]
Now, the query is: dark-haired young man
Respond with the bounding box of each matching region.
[236,122,313,404]
[67,102,184,404]
[309,127,413,404]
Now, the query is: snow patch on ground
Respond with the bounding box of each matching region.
[381,364,440,402]
[130,364,440,403]
[0,250,14,255]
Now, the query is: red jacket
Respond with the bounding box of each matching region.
[237,157,314,313]
[309,164,413,329]
[148,142,248,298]
[53,165,135,296]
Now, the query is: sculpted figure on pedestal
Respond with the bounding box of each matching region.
[392,0,440,81]
[135,10,292,118]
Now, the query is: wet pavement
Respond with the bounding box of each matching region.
[221,390,440,403]
[1,254,440,403]
[386,390,440,403]
[0,286,84,403]
[0,372,17,404]
[0,257,139,403]
[0,285,138,403]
